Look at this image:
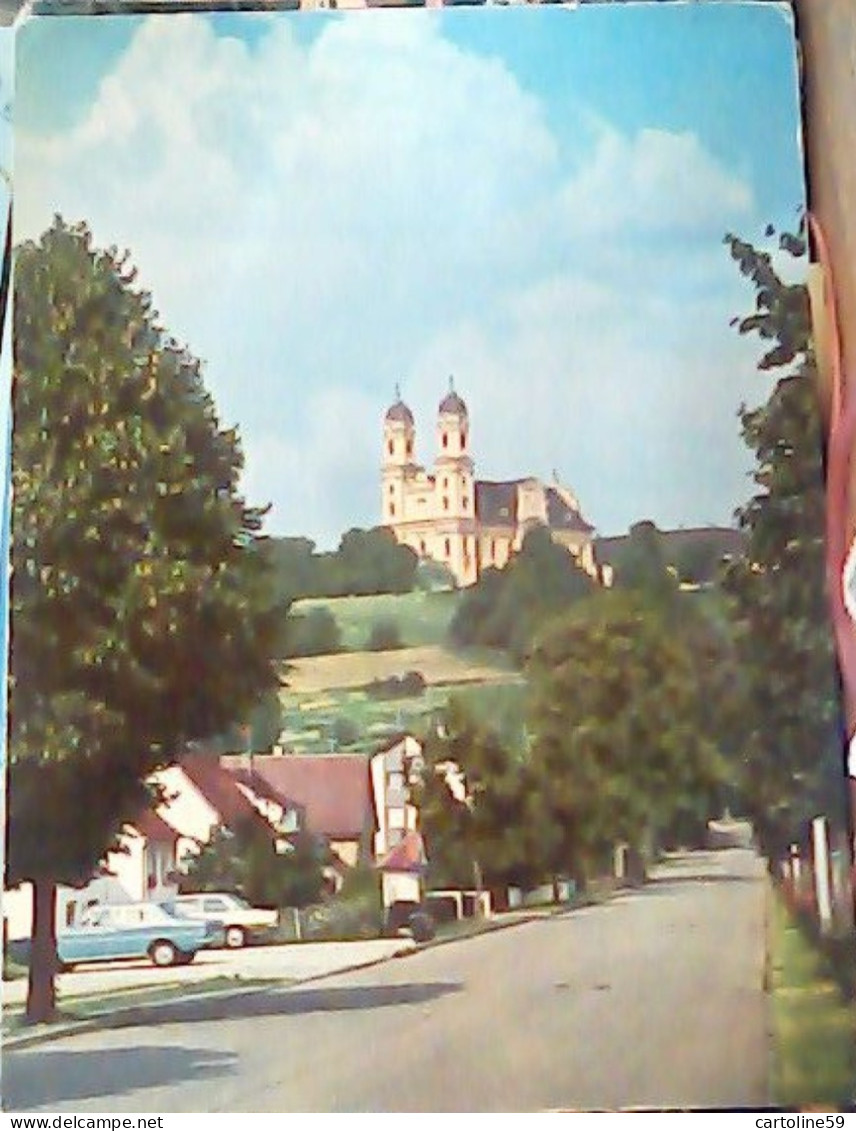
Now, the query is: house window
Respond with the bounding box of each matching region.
[65,901,77,928]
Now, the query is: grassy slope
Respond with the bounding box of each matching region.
[770,894,855,1109]
[294,590,460,651]
[282,591,524,754]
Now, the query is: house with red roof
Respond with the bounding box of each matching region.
[220,751,373,870]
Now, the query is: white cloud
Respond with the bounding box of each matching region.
[560,126,753,239]
[15,12,767,545]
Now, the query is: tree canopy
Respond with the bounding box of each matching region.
[526,592,723,879]
[8,217,284,1018]
[267,526,418,605]
[449,526,595,664]
[722,227,844,855]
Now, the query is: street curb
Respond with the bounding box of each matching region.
[2,895,616,1051]
[1,947,416,1052]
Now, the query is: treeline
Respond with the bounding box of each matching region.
[265,527,418,602]
[420,589,730,899]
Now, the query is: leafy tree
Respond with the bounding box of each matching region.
[417,700,552,897]
[526,593,723,883]
[331,715,360,749]
[7,218,284,1021]
[179,820,327,909]
[722,227,844,855]
[450,526,595,663]
[284,605,342,658]
[367,616,402,652]
[266,526,418,601]
[610,521,680,610]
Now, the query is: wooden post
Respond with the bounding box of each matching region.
[812,816,834,934]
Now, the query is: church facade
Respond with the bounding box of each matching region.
[381,384,600,588]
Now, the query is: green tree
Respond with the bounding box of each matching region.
[284,605,342,658]
[180,820,327,909]
[610,520,680,610]
[722,227,844,855]
[367,616,402,652]
[526,593,722,883]
[450,526,595,663]
[7,218,284,1021]
[418,700,552,897]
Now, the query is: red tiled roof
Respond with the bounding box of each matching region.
[129,810,179,843]
[179,753,272,834]
[378,831,427,873]
[221,754,371,841]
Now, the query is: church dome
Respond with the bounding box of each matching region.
[385,398,414,426]
[439,381,467,417]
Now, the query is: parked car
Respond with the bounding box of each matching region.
[164,893,279,948]
[57,902,223,969]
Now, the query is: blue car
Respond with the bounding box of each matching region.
[57,901,223,969]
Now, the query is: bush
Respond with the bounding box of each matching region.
[285,606,342,658]
[332,715,360,749]
[367,617,403,651]
[365,670,426,701]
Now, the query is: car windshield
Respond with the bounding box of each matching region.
[229,895,251,909]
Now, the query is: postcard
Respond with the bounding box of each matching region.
[2,1,850,1114]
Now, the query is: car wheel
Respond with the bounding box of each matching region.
[225,926,246,949]
[149,939,179,968]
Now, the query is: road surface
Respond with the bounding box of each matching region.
[3,849,770,1112]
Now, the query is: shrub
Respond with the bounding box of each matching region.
[367,617,403,651]
[285,606,342,657]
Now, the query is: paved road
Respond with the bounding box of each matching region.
[3,849,770,1113]
[3,938,414,1009]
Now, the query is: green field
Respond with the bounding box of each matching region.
[279,678,527,756]
[294,590,460,651]
[279,590,528,755]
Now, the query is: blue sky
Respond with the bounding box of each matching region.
[14,3,806,545]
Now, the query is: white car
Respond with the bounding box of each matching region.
[165,893,279,948]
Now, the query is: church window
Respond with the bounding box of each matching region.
[406,439,413,457]
[462,496,469,511]
[390,503,396,517]
[420,540,426,554]
[491,539,496,559]
[444,538,451,557]
[442,477,448,489]
[443,496,449,512]
[442,432,448,449]
[389,484,394,495]
[387,440,394,456]
[462,432,467,450]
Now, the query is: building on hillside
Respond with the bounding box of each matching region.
[382,381,602,588]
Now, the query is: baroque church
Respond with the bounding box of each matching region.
[382,382,602,588]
